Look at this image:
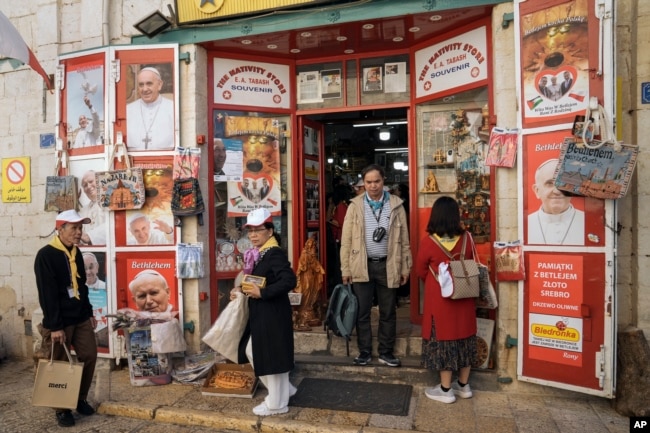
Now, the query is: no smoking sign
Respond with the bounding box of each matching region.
[2,157,31,203]
[6,160,26,184]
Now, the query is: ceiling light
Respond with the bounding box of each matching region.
[336,36,347,41]
[241,40,252,45]
[327,157,334,164]
[374,147,408,152]
[429,15,443,21]
[378,125,392,141]
[300,32,312,37]
[393,161,405,170]
[409,26,421,33]
[267,44,278,49]
[353,120,407,128]
[290,48,301,53]
[393,36,404,42]
[133,11,172,38]
[362,24,375,30]
[344,49,354,54]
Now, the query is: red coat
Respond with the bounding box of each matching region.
[414,234,477,341]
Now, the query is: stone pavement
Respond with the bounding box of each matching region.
[0,355,631,433]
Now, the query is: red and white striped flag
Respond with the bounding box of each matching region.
[0,10,53,90]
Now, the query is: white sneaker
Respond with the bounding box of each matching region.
[424,385,456,404]
[253,402,289,416]
[451,381,473,399]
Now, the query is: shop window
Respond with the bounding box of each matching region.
[359,55,410,106]
[296,54,409,110]
[212,110,292,311]
[416,87,490,243]
[296,62,344,110]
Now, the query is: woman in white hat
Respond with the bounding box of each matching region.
[230,208,297,416]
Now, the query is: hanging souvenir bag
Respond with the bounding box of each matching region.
[44,147,79,212]
[95,135,145,210]
[494,240,525,281]
[172,146,201,180]
[484,127,519,168]
[556,98,638,199]
[171,177,205,225]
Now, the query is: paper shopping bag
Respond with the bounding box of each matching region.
[202,291,249,363]
[32,344,83,409]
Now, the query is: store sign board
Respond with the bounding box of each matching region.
[414,26,488,99]
[176,0,330,25]
[214,58,290,109]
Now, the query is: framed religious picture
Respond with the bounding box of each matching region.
[59,51,107,157]
[321,69,341,99]
[363,66,383,93]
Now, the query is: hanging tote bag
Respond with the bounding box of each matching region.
[557,100,638,199]
[429,233,480,299]
[494,240,526,281]
[95,140,145,210]
[32,343,83,409]
[44,149,79,212]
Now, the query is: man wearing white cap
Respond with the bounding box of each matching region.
[33,210,98,427]
[126,66,174,150]
[230,208,298,416]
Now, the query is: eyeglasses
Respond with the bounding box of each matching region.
[247,227,268,234]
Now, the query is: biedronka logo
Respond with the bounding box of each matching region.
[530,323,580,342]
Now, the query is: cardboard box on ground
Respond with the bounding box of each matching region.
[202,363,258,398]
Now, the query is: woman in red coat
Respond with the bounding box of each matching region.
[414,196,478,404]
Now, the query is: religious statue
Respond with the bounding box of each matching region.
[293,237,325,331]
[421,170,440,193]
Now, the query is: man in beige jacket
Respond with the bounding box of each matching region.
[340,164,412,368]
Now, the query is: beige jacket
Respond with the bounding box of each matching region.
[339,193,412,287]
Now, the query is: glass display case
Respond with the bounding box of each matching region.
[416,88,491,243]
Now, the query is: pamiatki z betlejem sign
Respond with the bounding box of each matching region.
[414,24,488,99]
[214,58,290,109]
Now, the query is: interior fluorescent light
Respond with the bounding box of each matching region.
[352,120,407,128]
[353,122,383,128]
[374,147,408,152]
